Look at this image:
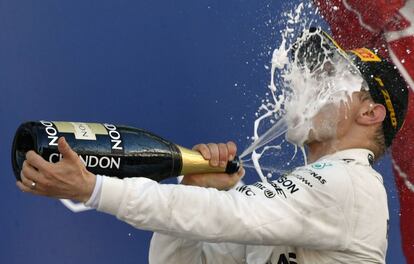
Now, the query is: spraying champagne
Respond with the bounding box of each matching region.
[11,121,240,182]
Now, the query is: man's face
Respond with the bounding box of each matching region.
[284,52,365,147]
[290,92,365,145]
[285,94,343,146]
[305,100,342,143]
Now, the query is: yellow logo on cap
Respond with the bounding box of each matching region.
[374,77,398,128]
[351,48,382,62]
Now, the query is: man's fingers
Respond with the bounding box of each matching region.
[207,143,220,167]
[237,167,245,179]
[21,161,42,183]
[57,137,79,161]
[16,181,31,193]
[226,141,237,160]
[16,180,43,195]
[192,144,211,160]
[20,172,35,189]
[193,141,238,168]
[26,151,51,172]
[19,171,44,194]
[218,143,228,168]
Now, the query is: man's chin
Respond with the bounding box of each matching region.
[286,131,308,147]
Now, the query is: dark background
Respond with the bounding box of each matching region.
[0,0,406,263]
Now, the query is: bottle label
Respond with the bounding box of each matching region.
[40,121,125,154]
[103,123,124,152]
[40,120,59,146]
[52,122,108,141]
[71,122,97,140]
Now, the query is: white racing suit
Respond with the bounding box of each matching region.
[94,149,388,263]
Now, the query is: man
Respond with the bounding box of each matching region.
[313,0,414,261]
[17,30,408,263]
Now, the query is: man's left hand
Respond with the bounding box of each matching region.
[16,137,96,203]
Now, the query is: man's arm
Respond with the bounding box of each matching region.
[94,169,350,249]
[17,137,351,250]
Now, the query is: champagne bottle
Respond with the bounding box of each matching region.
[11,121,240,182]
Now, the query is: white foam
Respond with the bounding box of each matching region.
[241,4,364,182]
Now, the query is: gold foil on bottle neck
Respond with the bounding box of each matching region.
[177,146,227,175]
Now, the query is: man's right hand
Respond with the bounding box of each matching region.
[181,142,245,190]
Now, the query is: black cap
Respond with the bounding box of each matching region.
[292,27,409,147]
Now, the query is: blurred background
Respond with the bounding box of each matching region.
[0,0,406,263]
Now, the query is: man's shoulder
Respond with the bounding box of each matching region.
[293,158,350,182]
[287,159,354,196]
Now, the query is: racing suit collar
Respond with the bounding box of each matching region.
[316,148,375,167]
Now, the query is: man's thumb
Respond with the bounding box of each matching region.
[57,137,78,161]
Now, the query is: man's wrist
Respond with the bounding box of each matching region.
[79,171,97,203]
[84,174,103,208]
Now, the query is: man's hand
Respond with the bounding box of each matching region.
[16,137,96,203]
[181,142,245,190]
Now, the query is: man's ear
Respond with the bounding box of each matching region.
[356,102,386,126]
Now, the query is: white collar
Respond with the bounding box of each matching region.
[316,148,375,166]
